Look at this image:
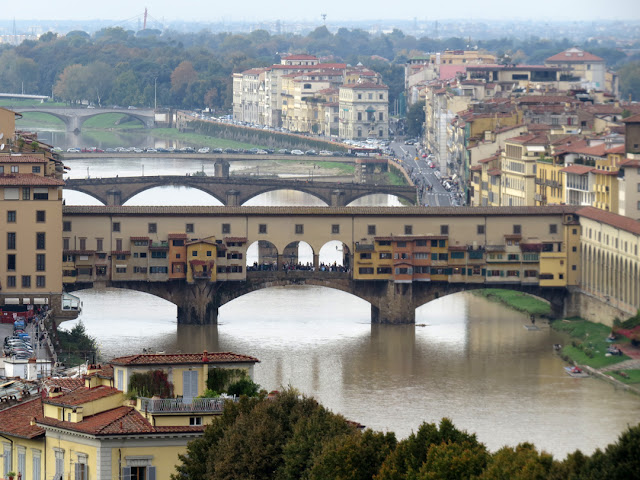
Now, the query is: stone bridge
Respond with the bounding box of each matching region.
[64,175,418,206]
[66,271,572,325]
[14,106,155,132]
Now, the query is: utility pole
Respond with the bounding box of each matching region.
[154,77,157,110]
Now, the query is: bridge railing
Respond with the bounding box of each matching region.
[246,270,351,280]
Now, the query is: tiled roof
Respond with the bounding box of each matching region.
[620,158,640,168]
[130,236,149,241]
[168,233,188,238]
[516,95,576,104]
[110,351,260,366]
[0,155,48,163]
[577,206,640,235]
[44,386,121,407]
[224,237,248,243]
[622,113,640,123]
[507,134,548,145]
[561,165,594,175]
[63,205,580,217]
[44,377,85,393]
[0,398,44,439]
[488,168,501,176]
[0,174,64,186]
[283,54,317,60]
[340,82,388,90]
[38,406,203,436]
[546,48,604,63]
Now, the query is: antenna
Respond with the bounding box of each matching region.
[321,13,327,24]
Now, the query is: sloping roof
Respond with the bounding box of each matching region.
[0,397,44,439]
[577,206,640,235]
[0,155,48,163]
[283,54,317,60]
[546,48,604,63]
[0,174,64,186]
[340,82,388,90]
[43,377,85,393]
[44,386,121,407]
[622,113,640,123]
[110,352,260,366]
[620,158,640,168]
[561,165,594,175]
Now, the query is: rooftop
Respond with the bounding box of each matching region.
[110,351,260,366]
[0,173,64,186]
[577,206,640,236]
[546,48,604,63]
[44,386,121,407]
[0,398,44,439]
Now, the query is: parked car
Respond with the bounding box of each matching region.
[291,150,304,155]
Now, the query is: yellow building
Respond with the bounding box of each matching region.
[535,153,565,206]
[0,352,259,480]
[501,134,548,207]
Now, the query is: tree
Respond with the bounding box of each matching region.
[85,62,114,106]
[406,101,425,137]
[54,64,87,103]
[479,443,556,480]
[618,61,640,101]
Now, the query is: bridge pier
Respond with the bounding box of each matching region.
[175,282,220,325]
[368,282,416,324]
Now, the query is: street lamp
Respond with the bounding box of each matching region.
[154,77,157,110]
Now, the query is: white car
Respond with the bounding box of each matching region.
[319,150,332,156]
[198,147,210,153]
[291,150,304,155]
[67,148,80,153]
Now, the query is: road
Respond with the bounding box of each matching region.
[390,140,462,207]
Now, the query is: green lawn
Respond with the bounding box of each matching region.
[16,111,65,128]
[273,158,355,175]
[473,289,552,316]
[82,113,145,129]
[552,318,631,369]
[608,369,640,384]
[387,168,409,186]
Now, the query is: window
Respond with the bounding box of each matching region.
[10,165,18,173]
[37,275,46,287]
[32,165,41,173]
[54,449,64,479]
[222,223,231,234]
[116,239,123,250]
[97,238,103,251]
[207,251,212,257]
[360,252,372,260]
[36,254,46,271]
[7,232,16,250]
[79,238,86,250]
[477,225,485,235]
[380,252,392,259]
[192,251,198,257]
[123,466,156,480]
[358,267,374,274]
[22,275,31,287]
[549,224,558,234]
[295,224,304,234]
[332,224,340,234]
[63,238,70,250]
[357,112,362,121]
[36,210,45,222]
[113,222,121,232]
[32,451,41,480]
[259,224,267,234]
[7,254,16,271]
[185,223,194,233]
[451,251,465,259]
[151,251,167,258]
[33,188,48,200]
[7,276,16,287]
[63,221,72,232]
[7,211,16,222]
[440,225,449,235]
[404,225,413,235]
[23,187,31,199]
[189,417,203,426]
[513,224,521,234]
[379,112,384,121]
[148,223,157,234]
[368,225,376,235]
[74,463,89,480]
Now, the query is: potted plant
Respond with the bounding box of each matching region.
[7,472,16,480]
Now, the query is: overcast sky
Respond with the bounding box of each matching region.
[5,0,640,22]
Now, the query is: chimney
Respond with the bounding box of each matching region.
[202,350,209,363]
[49,386,63,398]
[27,357,38,381]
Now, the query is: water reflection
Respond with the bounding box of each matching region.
[62,287,640,458]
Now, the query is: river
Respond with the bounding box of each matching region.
[29,128,640,459]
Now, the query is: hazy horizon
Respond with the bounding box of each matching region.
[5,0,639,23]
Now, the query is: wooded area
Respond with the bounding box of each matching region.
[1,26,639,111]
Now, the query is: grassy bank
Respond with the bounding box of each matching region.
[551,318,632,370]
[473,289,552,316]
[16,111,65,128]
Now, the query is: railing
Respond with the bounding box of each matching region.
[139,396,235,413]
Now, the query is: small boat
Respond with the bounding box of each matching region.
[565,366,589,378]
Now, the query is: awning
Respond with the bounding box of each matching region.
[22,298,30,304]
[33,298,48,305]
[4,298,20,305]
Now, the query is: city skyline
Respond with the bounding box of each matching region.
[6,0,640,22]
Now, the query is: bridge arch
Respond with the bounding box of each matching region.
[121,183,227,206]
[240,186,329,206]
[17,110,67,128]
[346,191,413,206]
[78,112,149,130]
[63,188,107,206]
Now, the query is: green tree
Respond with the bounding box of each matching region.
[416,440,489,480]
[406,101,425,137]
[308,429,396,480]
[618,61,640,101]
[480,443,556,480]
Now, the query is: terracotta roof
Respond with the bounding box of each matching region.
[111,250,131,255]
[130,236,149,241]
[0,155,48,163]
[571,144,607,156]
[240,68,266,75]
[546,48,604,63]
[620,158,640,168]
[0,397,44,439]
[0,174,64,186]
[44,377,85,393]
[44,386,121,407]
[38,404,206,436]
[516,95,576,105]
[340,82,388,90]
[283,54,317,60]
[606,145,626,154]
[488,169,501,176]
[577,206,640,235]
[85,364,114,379]
[622,113,640,123]
[561,165,594,174]
[507,134,548,145]
[470,165,482,171]
[62,205,581,217]
[478,153,501,164]
[110,351,260,366]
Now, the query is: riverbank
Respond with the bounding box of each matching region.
[473,289,640,392]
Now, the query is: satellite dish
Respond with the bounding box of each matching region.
[0,144,4,150]
[0,133,4,140]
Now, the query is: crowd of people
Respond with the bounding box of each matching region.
[247,261,350,273]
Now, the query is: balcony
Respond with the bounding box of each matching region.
[139,396,235,414]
